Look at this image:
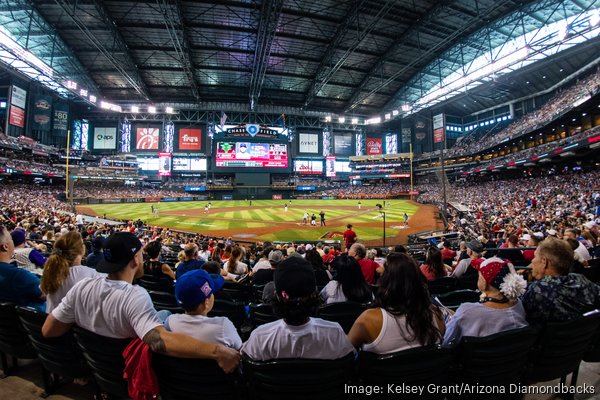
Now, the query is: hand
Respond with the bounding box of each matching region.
[215,345,241,373]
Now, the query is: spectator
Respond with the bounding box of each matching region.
[242,257,355,360]
[348,252,444,353]
[41,232,240,372]
[522,238,600,325]
[304,248,331,286]
[420,247,452,281]
[452,240,484,279]
[176,243,205,279]
[254,250,283,287]
[143,241,176,280]
[41,231,101,314]
[223,246,248,276]
[320,254,372,304]
[86,236,104,269]
[0,225,45,310]
[349,243,381,284]
[165,269,242,350]
[11,229,46,274]
[443,257,528,346]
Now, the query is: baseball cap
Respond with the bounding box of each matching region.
[268,250,284,265]
[97,232,143,273]
[175,269,224,310]
[547,229,557,236]
[520,234,531,242]
[274,256,316,299]
[92,236,104,250]
[11,229,26,246]
[466,239,484,254]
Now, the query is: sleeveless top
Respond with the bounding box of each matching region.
[144,260,167,279]
[362,308,440,354]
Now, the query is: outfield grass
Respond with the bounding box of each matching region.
[82,199,419,243]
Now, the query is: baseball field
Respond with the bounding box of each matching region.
[77,199,443,245]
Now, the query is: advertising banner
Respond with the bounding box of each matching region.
[93,127,117,150]
[178,128,202,151]
[299,133,319,153]
[158,152,172,176]
[366,138,383,155]
[136,127,160,150]
[334,134,353,156]
[433,113,445,144]
[272,194,283,200]
[31,95,52,131]
[326,156,336,177]
[11,85,27,109]
[401,128,411,144]
[53,103,69,136]
[9,106,25,128]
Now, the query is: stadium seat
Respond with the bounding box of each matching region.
[357,346,454,399]
[208,299,248,332]
[16,306,89,395]
[242,352,355,400]
[153,353,241,400]
[317,302,368,334]
[148,290,184,314]
[426,277,457,295]
[0,302,36,376]
[435,289,480,311]
[221,282,252,304]
[73,326,131,399]
[248,303,278,328]
[524,311,600,387]
[251,284,267,303]
[137,276,174,293]
[454,327,538,393]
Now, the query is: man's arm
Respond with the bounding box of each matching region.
[142,326,240,373]
[42,314,74,337]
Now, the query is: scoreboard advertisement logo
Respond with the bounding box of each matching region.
[366,138,383,155]
[179,128,202,151]
[136,127,160,150]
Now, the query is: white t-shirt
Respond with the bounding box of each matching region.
[45,265,102,314]
[223,261,247,275]
[164,314,242,350]
[241,318,355,360]
[575,242,591,262]
[252,259,271,273]
[319,281,348,304]
[52,277,162,339]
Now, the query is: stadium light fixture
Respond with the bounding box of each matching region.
[392,110,399,116]
[351,117,358,125]
[325,116,331,122]
[338,117,345,123]
[148,106,157,114]
[79,89,88,97]
[166,106,174,114]
[384,113,391,120]
[401,104,411,112]
[131,106,139,113]
[89,95,97,104]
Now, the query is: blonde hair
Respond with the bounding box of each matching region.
[41,231,84,295]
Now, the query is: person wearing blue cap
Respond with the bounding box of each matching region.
[164,270,242,350]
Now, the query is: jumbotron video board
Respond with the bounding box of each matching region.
[215,142,288,169]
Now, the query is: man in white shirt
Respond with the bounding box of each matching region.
[42,232,240,372]
[242,256,354,360]
[564,228,591,262]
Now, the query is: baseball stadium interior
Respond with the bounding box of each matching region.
[1,0,600,399]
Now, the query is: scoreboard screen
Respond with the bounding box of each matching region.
[215,142,288,168]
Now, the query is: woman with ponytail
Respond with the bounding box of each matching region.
[41,231,101,313]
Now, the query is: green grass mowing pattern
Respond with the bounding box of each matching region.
[84,199,418,242]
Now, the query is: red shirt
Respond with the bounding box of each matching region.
[358,257,378,284]
[441,248,456,261]
[343,229,357,246]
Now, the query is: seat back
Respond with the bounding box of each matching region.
[456,326,538,386]
[208,299,247,330]
[148,290,184,314]
[72,326,131,398]
[358,346,454,391]
[0,302,36,360]
[251,284,266,303]
[427,277,457,294]
[137,276,173,293]
[249,303,278,328]
[242,353,355,400]
[317,302,367,333]
[526,312,600,383]
[221,282,252,304]
[435,289,480,310]
[16,306,88,379]
[153,353,240,399]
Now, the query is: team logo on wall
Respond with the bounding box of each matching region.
[179,128,202,150]
[366,138,382,155]
[136,127,159,150]
[246,124,260,137]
